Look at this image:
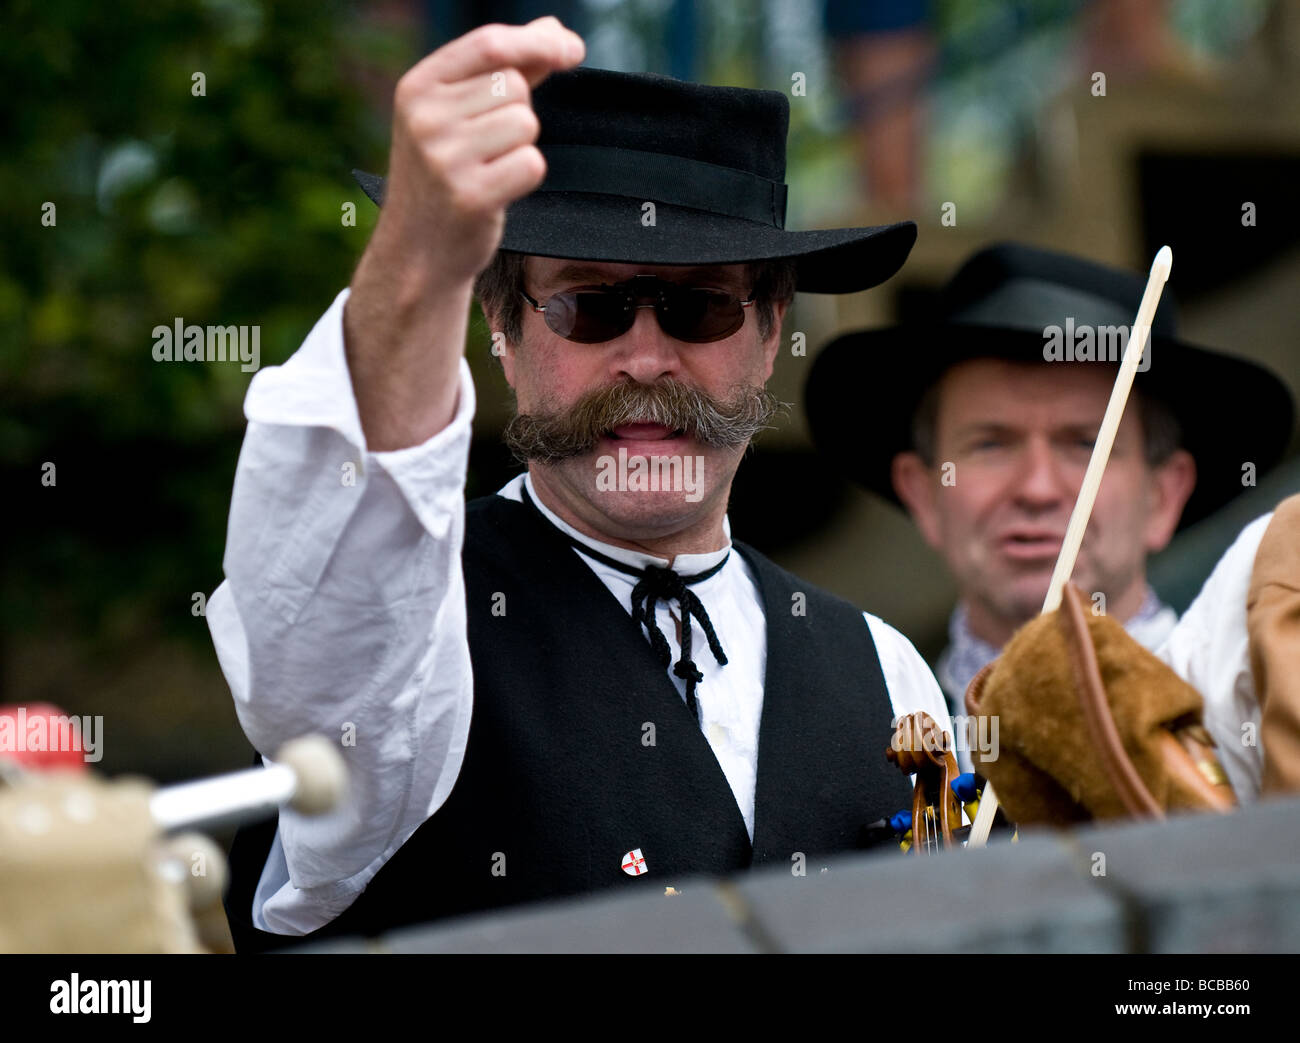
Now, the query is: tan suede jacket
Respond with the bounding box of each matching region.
[1248,493,1300,794]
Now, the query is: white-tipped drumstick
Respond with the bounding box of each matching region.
[967,246,1173,850]
[1038,245,1173,615]
[149,734,347,834]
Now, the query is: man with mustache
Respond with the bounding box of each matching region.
[211,18,951,951]
[806,243,1293,769]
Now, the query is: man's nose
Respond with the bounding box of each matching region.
[609,305,681,383]
[1012,438,1072,508]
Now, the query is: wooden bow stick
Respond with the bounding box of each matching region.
[967,246,1173,849]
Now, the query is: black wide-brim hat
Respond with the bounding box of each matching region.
[805,242,1295,529]
[353,66,915,293]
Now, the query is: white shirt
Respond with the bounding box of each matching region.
[1157,511,1275,803]
[207,287,953,937]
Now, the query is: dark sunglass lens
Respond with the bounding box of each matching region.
[550,290,633,343]
[661,288,745,342]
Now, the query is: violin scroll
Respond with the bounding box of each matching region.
[886,711,962,852]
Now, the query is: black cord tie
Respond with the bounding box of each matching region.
[521,486,729,723]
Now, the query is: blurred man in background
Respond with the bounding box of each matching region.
[807,243,1293,761]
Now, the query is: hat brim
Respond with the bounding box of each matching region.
[352,170,915,294]
[804,323,1294,530]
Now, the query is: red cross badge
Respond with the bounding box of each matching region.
[621,848,648,876]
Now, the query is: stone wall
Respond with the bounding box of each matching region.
[292,794,1300,953]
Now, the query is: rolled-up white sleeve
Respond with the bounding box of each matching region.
[865,612,956,744]
[1156,512,1273,803]
[206,287,476,934]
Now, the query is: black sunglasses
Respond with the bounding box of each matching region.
[520,274,755,344]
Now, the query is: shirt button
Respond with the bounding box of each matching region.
[707,723,726,745]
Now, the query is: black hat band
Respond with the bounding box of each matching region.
[539,145,788,229]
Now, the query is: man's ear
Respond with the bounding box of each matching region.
[482,305,518,388]
[1144,448,1197,553]
[499,342,517,389]
[892,450,944,550]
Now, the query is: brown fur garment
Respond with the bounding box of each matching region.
[973,604,1207,824]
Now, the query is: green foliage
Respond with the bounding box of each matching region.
[2,0,401,646]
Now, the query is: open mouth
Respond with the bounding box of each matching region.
[999,532,1064,559]
[607,423,686,441]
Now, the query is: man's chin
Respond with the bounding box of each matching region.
[537,450,721,529]
[986,573,1056,627]
[594,485,710,516]
[583,486,720,543]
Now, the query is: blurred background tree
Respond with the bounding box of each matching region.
[3,0,410,780]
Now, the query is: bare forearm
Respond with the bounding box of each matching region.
[344,238,471,450]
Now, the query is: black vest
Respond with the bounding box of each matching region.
[225,493,909,951]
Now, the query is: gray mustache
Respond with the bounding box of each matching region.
[503,378,785,464]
